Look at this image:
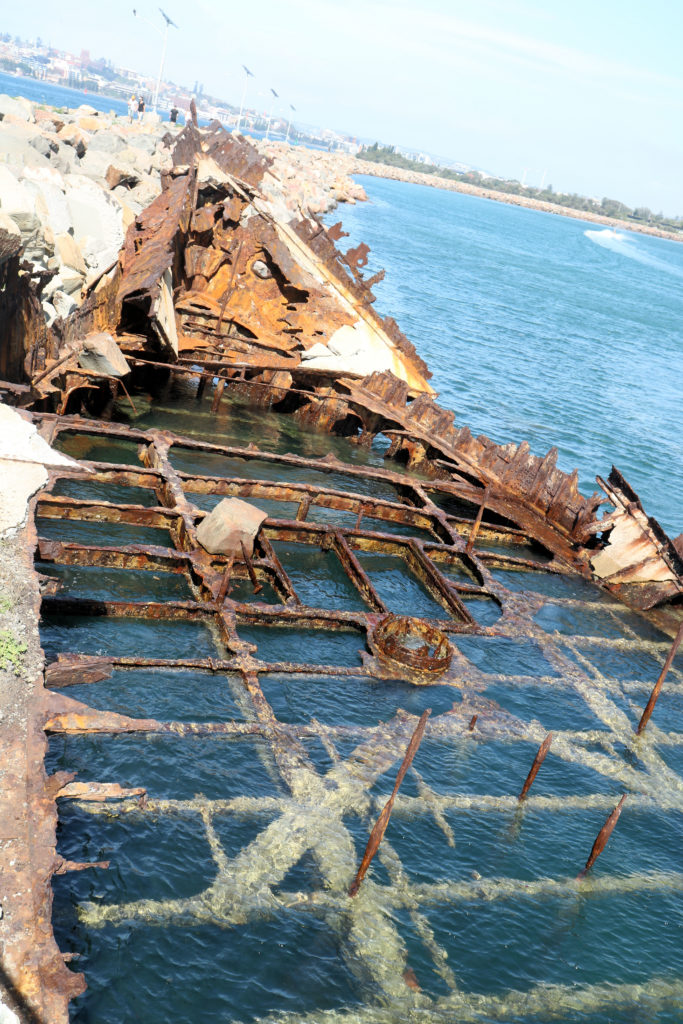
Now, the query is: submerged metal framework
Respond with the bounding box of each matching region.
[1,120,682,1020]
[27,409,683,1021]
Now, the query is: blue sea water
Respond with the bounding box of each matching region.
[332,177,683,538]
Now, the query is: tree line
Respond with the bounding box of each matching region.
[358,144,683,233]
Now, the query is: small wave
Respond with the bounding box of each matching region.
[584,228,683,279]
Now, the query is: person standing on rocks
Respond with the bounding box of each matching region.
[128,94,137,122]
[137,96,145,122]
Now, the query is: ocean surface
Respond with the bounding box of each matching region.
[332,177,683,538]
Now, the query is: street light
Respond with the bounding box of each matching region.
[285,104,296,144]
[265,87,278,141]
[236,64,253,132]
[132,7,178,116]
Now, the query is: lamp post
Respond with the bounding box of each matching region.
[265,87,278,140]
[285,104,296,144]
[236,64,253,132]
[132,7,178,116]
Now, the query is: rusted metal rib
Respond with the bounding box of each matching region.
[518,733,553,802]
[349,709,430,897]
[636,621,683,734]
[578,794,627,879]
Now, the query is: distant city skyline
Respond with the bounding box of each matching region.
[2,1,682,215]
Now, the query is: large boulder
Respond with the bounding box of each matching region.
[22,167,72,241]
[29,134,57,160]
[128,133,157,156]
[0,94,33,122]
[54,232,86,274]
[196,498,267,558]
[118,145,153,176]
[64,174,124,275]
[88,131,127,155]
[78,148,113,180]
[105,162,140,189]
[35,108,63,131]
[0,123,52,171]
[57,124,90,158]
[51,289,78,319]
[76,333,130,377]
[51,145,80,175]
[0,167,45,262]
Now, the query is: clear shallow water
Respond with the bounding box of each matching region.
[40,185,683,1022]
[333,177,683,537]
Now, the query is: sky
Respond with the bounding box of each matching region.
[4,0,683,214]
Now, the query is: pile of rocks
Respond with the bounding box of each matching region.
[255,139,366,217]
[0,94,174,326]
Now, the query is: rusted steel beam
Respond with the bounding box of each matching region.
[41,595,219,624]
[349,709,431,897]
[406,540,477,625]
[636,621,683,734]
[518,733,553,801]
[466,485,491,554]
[37,495,181,529]
[578,795,627,878]
[257,532,301,605]
[240,541,263,594]
[332,532,387,614]
[38,539,193,575]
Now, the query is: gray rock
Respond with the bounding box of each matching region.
[196,498,268,558]
[29,135,56,160]
[127,178,161,209]
[252,259,271,279]
[88,132,127,155]
[129,134,157,156]
[51,290,77,319]
[119,146,153,176]
[0,124,52,170]
[42,273,63,300]
[78,149,112,180]
[54,232,86,274]
[0,94,33,122]
[64,175,124,276]
[105,162,140,189]
[59,267,84,296]
[76,332,129,377]
[51,147,79,175]
[42,299,57,326]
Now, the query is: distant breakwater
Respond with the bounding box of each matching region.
[346,160,683,243]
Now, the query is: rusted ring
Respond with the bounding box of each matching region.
[372,614,452,677]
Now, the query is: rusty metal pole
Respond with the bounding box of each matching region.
[518,733,553,801]
[466,485,490,554]
[468,714,478,732]
[349,709,430,897]
[577,794,627,878]
[636,621,683,735]
[217,558,234,603]
[240,540,263,594]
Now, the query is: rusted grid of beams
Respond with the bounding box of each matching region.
[30,411,683,1021]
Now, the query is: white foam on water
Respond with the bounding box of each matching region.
[584,228,683,278]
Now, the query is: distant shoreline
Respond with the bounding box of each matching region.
[348,160,683,244]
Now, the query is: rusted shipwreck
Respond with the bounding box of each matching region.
[1,122,683,1022]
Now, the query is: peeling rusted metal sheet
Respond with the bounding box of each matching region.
[588,467,683,608]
